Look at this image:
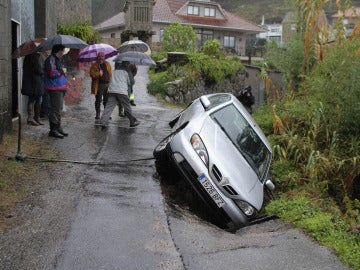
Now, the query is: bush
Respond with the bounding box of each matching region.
[264,38,304,89]
[200,39,224,59]
[57,22,101,44]
[147,71,171,96]
[186,53,244,85]
[305,37,360,137]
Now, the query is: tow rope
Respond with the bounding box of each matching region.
[6,155,155,166]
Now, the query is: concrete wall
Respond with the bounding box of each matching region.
[57,0,91,25]
[0,0,12,142]
[244,65,284,110]
[35,0,57,38]
[11,0,36,116]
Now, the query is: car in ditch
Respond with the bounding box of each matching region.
[153,93,275,229]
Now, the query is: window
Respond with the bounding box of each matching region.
[188,5,199,15]
[202,30,213,44]
[195,29,213,45]
[110,33,115,38]
[204,7,215,17]
[160,29,164,42]
[134,7,149,22]
[224,36,235,48]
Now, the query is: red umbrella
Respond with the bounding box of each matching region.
[77,43,118,62]
[12,38,47,59]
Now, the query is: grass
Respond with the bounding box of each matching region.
[0,132,57,232]
[265,194,360,269]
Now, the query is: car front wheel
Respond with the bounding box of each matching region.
[153,132,178,181]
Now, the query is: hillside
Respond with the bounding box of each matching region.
[217,0,360,24]
[92,0,360,25]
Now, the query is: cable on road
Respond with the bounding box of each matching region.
[6,155,155,166]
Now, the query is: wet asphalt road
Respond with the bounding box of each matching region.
[2,65,349,269]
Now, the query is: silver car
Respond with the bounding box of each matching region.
[154,93,275,229]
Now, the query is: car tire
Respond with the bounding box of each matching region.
[153,132,179,181]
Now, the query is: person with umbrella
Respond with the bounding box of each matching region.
[90,52,113,119]
[21,51,45,126]
[99,61,140,128]
[43,44,68,139]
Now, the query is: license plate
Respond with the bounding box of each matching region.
[197,174,225,208]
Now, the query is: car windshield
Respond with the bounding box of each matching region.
[211,104,271,182]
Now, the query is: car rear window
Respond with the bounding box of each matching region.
[207,94,231,110]
[211,104,271,182]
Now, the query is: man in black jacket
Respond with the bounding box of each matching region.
[237,85,255,114]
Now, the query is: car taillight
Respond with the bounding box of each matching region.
[191,134,209,166]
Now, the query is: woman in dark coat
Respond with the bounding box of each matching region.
[21,52,45,125]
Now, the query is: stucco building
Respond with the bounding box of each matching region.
[95,0,265,55]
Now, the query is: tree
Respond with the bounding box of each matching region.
[162,22,198,52]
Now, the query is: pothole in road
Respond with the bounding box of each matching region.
[153,172,229,230]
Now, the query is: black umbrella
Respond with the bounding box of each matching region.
[36,34,88,52]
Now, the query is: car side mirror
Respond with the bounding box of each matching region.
[265,179,275,191]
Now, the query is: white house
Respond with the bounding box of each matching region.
[94,0,266,55]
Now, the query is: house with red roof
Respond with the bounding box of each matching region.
[94,0,265,55]
[331,7,360,36]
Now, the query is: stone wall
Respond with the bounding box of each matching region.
[164,71,246,104]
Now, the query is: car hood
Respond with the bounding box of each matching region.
[200,117,264,209]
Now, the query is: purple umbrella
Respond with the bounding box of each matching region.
[77,43,118,62]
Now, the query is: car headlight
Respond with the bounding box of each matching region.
[190,134,209,166]
[235,200,257,217]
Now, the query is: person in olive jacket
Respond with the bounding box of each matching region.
[90,52,112,119]
[21,52,45,126]
[43,44,68,139]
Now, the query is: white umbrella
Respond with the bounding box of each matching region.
[118,40,150,54]
[113,51,156,66]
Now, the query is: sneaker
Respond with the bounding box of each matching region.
[130,120,140,127]
[130,101,136,106]
[49,130,64,139]
[57,127,68,137]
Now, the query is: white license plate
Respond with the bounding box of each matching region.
[197,174,225,208]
